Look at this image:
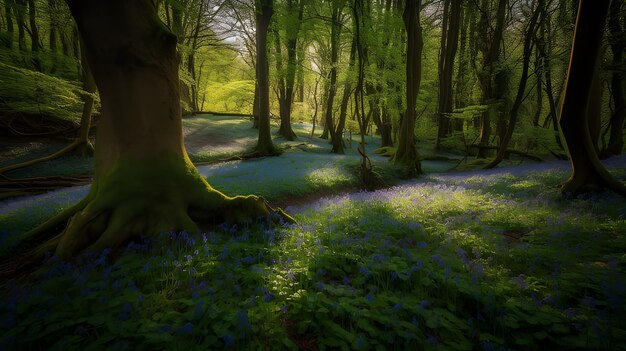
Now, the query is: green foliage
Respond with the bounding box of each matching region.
[2,162,625,350]
[0,62,93,126]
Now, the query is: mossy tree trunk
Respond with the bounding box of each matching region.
[559,0,626,196]
[9,0,290,261]
[393,0,422,176]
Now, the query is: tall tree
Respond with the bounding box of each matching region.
[3,0,14,48]
[559,0,626,196]
[475,0,507,158]
[10,0,289,267]
[604,0,625,157]
[393,0,422,175]
[485,0,541,168]
[435,0,462,149]
[255,0,278,155]
[321,0,346,150]
[274,0,305,140]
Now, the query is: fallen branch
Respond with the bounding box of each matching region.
[468,144,543,162]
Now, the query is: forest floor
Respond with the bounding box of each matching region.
[0,115,625,350]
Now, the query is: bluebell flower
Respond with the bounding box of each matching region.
[393,303,402,311]
[192,291,201,300]
[359,266,370,278]
[223,335,234,348]
[419,300,429,309]
[236,309,251,332]
[356,336,365,349]
[281,304,287,313]
[364,294,374,303]
[177,322,193,335]
[427,334,437,345]
[342,276,351,285]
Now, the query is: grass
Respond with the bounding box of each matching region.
[0,154,625,350]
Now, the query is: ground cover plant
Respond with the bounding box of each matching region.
[1,157,624,350]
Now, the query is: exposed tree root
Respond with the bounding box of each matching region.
[0,140,93,175]
[0,154,294,282]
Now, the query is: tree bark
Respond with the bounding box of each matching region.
[322,0,343,146]
[435,0,462,149]
[476,0,507,158]
[604,0,625,157]
[276,0,304,141]
[255,0,278,155]
[6,0,290,263]
[485,1,540,169]
[14,0,25,51]
[393,0,422,176]
[559,0,626,196]
[4,0,14,48]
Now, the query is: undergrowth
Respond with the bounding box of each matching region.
[1,163,624,350]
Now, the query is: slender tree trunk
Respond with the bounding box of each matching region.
[332,37,357,154]
[436,0,462,149]
[559,0,625,196]
[277,0,303,141]
[14,0,25,51]
[393,0,422,175]
[48,0,58,52]
[255,0,277,155]
[322,1,343,146]
[604,0,625,157]
[27,0,38,52]
[485,1,540,168]
[4,0,14,48]
[476,0,507,158]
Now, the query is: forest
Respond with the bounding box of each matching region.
[0,0,625,349]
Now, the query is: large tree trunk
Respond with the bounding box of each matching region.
[435,0,462,149]
[604,0,625,157]
[559,0,626,196]
[255,0,278,155]
[393,0,422,176]
[7,0,289,264]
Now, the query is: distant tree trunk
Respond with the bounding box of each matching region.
[476,0,507,158]
[332,37,357,154]
[485,1,540,169]
[455,2,471,110]
[255,0,277,155]
[14,0,25,51]
[537,0,564,150]
[4,0,14,48]
[393,0,422,175]
[559,0,625,196]
[322,1,343,146]
[435,0,462,149]
[532,49,543,127]
[27,0,38,51]
[604,0,625,157]
[48,0,58,52]
[27,0,41,71]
